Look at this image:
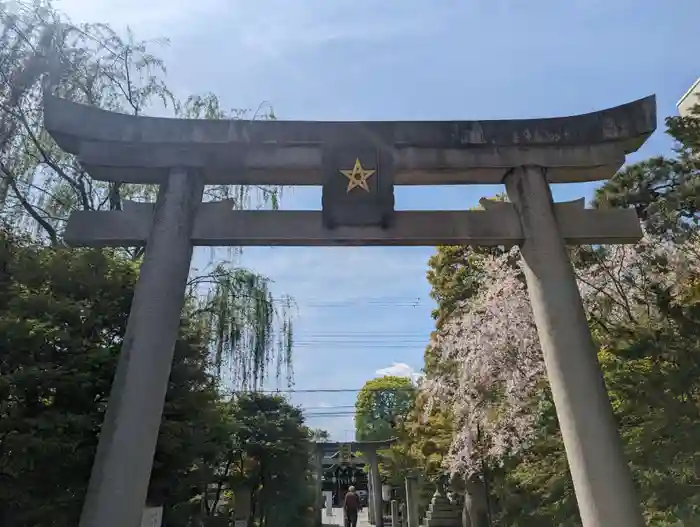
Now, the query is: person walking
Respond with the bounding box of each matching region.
[344,486,362,527]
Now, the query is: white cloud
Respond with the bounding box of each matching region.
[375,362,420,381]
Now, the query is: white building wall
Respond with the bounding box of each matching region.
[677,77,700,117]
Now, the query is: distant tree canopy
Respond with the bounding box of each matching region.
[208,394,316,527]
[311,429,331,442]
[355,376,416,442]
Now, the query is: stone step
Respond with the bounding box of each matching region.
[426,509,461,515]
[426,507,460,516]
[422,521,462,527]
[428,501,454,509]
[423,501,462,527]
[425,513,461,521]
[423,521,461,527]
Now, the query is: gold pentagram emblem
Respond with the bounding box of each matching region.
[339,158,376,193]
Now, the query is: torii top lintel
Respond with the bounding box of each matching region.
[43,94,656,186]
[314,438,398,453]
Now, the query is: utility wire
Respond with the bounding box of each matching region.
[285,331,431,335]
[226,386,418,394]
[291,344,427,348]
[304,412,357,416]
[267,296,430,308]
[302,405,356,410]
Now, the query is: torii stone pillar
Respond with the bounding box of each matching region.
[368,474,375,524]
[366,449,384,527]
[79,168,204,527]
[404,476,419,527]
[313,447,324,527]
[391,500,400,527]
[505,166,644,527]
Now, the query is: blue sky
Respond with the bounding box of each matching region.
[58,0,700,440]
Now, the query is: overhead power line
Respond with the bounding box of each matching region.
[291,343,427,349]
[289,333,429,336]
[305,414,357,419]
[302,404,356,410]
[304,411,357,416]
[227,386,419,394]
[266,296,432,308]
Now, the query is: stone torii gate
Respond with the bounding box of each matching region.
[43,94,656,527]
[314,440,396,527]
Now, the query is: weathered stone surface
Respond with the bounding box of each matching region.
[391,500,400,527]
[367,451,384,527]
[78,169,204,527]
[405,477,419,527]
[43,94,656,185]
[63,202,642,248]
[44,94,655,149]
[505,166,645,527]
[422,493,461,527]
[77,148,624,185]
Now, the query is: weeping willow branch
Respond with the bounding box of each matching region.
[187,263,295,391]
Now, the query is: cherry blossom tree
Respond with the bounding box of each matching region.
[423,248,546,476]
[413,103,700,523]
[423,227,700,475]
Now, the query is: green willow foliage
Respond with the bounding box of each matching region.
[0,0,294,389]
[189,265,294,389]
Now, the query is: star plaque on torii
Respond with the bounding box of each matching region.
[340,158,376,193]
[322,148,395,229]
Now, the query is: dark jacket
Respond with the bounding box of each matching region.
[344,491,361,512]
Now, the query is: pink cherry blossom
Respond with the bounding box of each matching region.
[423,247,544,475]
[421,232,700,478]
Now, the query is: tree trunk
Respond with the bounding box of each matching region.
[464,475,488,527]
[247,486,257,527]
